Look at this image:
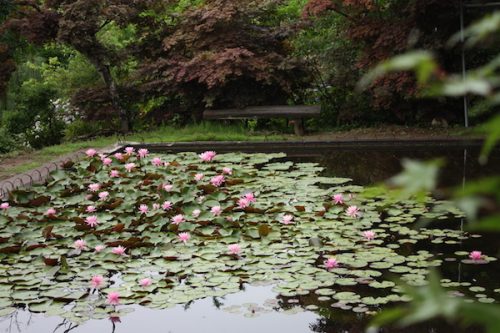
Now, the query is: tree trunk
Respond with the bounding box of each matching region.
[96,63,130,133]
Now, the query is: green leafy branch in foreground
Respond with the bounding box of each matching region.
[359,11,500,332]
[370,270,500,333]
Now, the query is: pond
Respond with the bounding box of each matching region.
[0,142,498,333]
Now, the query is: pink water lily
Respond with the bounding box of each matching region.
[114,152,124,160]
[222,167,232,175]
[324,258,339,270]
[199,151,216,162]
[88,183,100,192]
[238,197,250,209]
[139,204,149,214]
[110,170,119,178]
[363,230,376,241]
[102,157,113,166]
[139,278,152,288]
[332,194,344,205]
[192,209,201,218]
[163,184,173,192]
[125,163,136,172]
[282,214,294,225]
[124,147,134,155]
[161,201,172,211]
[138,148,149,159]
[171,214,185,225]
[210,175,225,187]
[211,205,222,216]
[0,202,9,210]
[178,232,191,244]
[112,246,126,256]
[469,251,483,261]
[95,245,106,252]
[85,215,99,227]
[346,205,361,218]
[73,239,87,250]
[194,173,204,181]
[45,208,56,216]
[91,275,104,289]
[86,205,96,213]
[152,203,160,210]
[244,192,256,203]
[152,157,162,167]
[106,291,120,305]
[86,148,97,157]
[228,244,241,255]
[98,191,109,201]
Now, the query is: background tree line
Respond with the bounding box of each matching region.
[0,0,496,153]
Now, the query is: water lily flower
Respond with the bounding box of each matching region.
[244,192,256,203]
[171,214,185,225]
[106,291,120,305]
[124,147,135,155]
[211,206,222,216]
[194,173,204,181]
[45,208,56,216]
[139,204,149,214]
[86,205,96,213]
[469,251,483,261]
[324,258,339,270]
[332,194,344,205]
[152,157,162,167]
[346,205,361,218]
[199,151,216,162]
[102,157,113,166]
[0,202,9,210]
[192,209,201,218]
[178,232,191,244]
[138,148,149,159]
[98,191,109,201]
[210,175,225,187]
[222,167,232,175]
[114,152,124,160]
[88,183,100,192]
[282,214,294,225]
[238,197,250,209]
[363,231,376,241]
[74,239,87,250]
[95,245,106,252]
[125,163,136,172]
[139,278,152,288]
[162,201,173,210]
[152,203,160,210]
[228,244,241,255]
[110,170,119,178]
[163,184,173,192]
[85,215,99,227]
[86,148,97,157]
[112,246,126,256]
[164,162,170,167]
[91,275,104,289]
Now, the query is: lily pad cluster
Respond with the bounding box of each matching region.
[0,149,496,323]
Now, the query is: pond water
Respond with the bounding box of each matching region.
[0,142,498,333]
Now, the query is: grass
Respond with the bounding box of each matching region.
[0,122,286,180]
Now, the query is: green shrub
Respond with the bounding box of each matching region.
[0,127,18,154]
[64,120,103,141]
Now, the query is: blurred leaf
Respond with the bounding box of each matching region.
[387,159,443,199]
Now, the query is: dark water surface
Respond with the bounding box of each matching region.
[1,142,498,333]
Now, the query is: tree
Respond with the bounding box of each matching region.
[134,0,311,119]
[3,0,156,132]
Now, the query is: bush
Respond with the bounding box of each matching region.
[64,120,103,141]
[0,126,18,154]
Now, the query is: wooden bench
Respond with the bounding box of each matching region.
[203,105,321,136]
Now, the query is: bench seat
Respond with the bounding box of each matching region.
[203,105,320,135]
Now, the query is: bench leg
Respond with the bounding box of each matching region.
[293,119,305,136]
